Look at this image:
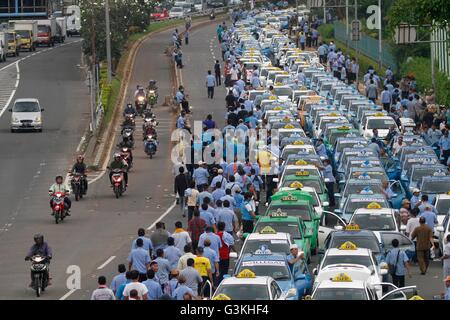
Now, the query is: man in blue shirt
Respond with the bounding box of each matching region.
[131,228,153,257]
[220,188,236,209]
[240,192,256,233]
[115,271,132,300]
[198,227,222,257]
[419,205,438,232]
[212,183,226,202]
[192,161,209,191]
[318,159,336,207]
[164,237,182,270]
[154,249,172,290]
[418,195,437,214]
[287,245,305,275]
[443,276,450,300]
[206,70,216,99]
[200,203,217,231]
[203,238,220,285]
[142,270,163,300]
[172,275,194,300]
[217,200,237,234]
[385,239,411,288]
[176,111,186,129]
[110,264,127,294]
[127,238,151,282]
[315,139,328,159]
[439,129,450,165]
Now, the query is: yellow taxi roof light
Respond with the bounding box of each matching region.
[339,241,358,250]
[331,273,353,282]
[237,269,257,278]
[259,226,277,234]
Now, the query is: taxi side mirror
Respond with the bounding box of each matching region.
[436,226,445,233]
[272,178,279,183]
[333,209,342,215]
[400,225,407,232]
[312,268,318,276]
[322,201,329,207]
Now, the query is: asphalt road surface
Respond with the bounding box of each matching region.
[0,22,445,300]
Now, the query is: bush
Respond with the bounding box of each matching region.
[318,24,334,41]
[401,57,450,106]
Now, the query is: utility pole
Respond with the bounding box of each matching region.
[345,0,349,49]
[431,38,436,93]
[323,0,326,24]
[354,0,359,87]
[90,2,97,132]
[105,0,112,83]
[378,0,382,69]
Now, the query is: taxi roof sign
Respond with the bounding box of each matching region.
[331,273,353,282]
[339,241,358,250]
[295,171,309,176]
[269,95,277,100]
[269,209,288,218]
[367,202,382,209]
[281,193,298,201]
[259,226,277,234]
[345,224,360,231]
[295,160,308,165]
[274,106,283,110]
[284,124,295,129]
[236,269,256,278]
[290,181,303,189]
[337,125,351,130]
[213,293,231,300]
[293,140,305,145]
[409,295,424,300]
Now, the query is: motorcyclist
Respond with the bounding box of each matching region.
[134,85,146,99]
[25,234,52,287]
[121,147,133,167]
[71,155,88,194]
[123,103,138,117]
[147,80,158,91]
[109,153,128,187]
[49,175,71,215]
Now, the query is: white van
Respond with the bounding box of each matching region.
[0,32,6,61]
[9,98,44,132]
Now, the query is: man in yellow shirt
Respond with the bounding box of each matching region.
[194,247,213,297]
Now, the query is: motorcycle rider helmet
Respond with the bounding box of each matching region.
[34,234,44,244]
[126,103,132,108]
[114,153,121,160]
[122,147,128,152]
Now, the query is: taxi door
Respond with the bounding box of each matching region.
[318,211,346,250]
[380,286,418,300]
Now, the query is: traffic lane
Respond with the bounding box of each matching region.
[0,39,92,299]
[65,26,186,299]
[67,22,228,299]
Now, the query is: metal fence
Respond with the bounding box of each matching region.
[333,21,397,70]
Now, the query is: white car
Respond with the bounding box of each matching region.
[361,115,398,139]
[9,98,44,132]
[313,245,388,298]
[169,7,184,18]
[212,272,295,300]
[349,208,403,233]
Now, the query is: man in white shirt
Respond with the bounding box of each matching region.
[91,276,115,300]
[178,244,197,270]
[172,221,192,251]
[122,270,148,300]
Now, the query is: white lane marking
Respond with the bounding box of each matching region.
[59,288,77,300]
[87,170,106,185]
[0,62,20,119]
[146,200,177,230]
[97,256,116,270]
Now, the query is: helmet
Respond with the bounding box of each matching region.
[122,147,128,152]
[114,153,121,159]
[126,103,132,108]
[55,175,64,181]
[34,234,44,243]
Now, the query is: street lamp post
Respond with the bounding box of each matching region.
[378,0,382,69]
[105,0,112,83]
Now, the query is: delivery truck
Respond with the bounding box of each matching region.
[65,5,81,36]
[55,17,67,43]
[9,20,38,51]
[0,32,7,62]
[36,18,56,47]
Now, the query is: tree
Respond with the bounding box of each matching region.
[387,0,450,31]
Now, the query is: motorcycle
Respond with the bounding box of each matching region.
[121,147,133,170]
[70,172,86,201]
[122,114,136,128]
[147,90,158,108]
[110,169,126,199]
[118,127,134,149]
[50,192,68,224]
[144,135,158,159]
[135,94,147,116]
[29,255,49,297]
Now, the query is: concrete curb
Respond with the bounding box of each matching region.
[87,10,232,173]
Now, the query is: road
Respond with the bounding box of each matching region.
[0,21,445,300]
[0,37,92,299]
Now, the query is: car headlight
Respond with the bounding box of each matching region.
[13,117,20,123]
[35,116,41,123]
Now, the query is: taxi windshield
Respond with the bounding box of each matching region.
[343,183,382,197]
[322,255,373,269]
[366,118,396,129]
[344,199,388,215]
[436,199,450,215]
[216,284,269,300]
[351,214,396,231]
[255,222,302,239]
[421,180,450,193]
[330,237,380,253]
[267,205,311,221]
[282,180,323,194]
[274,87,293,96]
[237,262,290,280]
[243,240,290,255]
[313,288,367,300]
[411,168,444,183]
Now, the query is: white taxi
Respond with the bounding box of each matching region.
[313,242,387,297]
[212,269,295,300]
[361,114,398,139]
[349,206,404,233]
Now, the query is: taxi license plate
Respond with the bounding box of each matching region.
[295,171,309,176]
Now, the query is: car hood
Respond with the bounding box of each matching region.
[12,112,40,120]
